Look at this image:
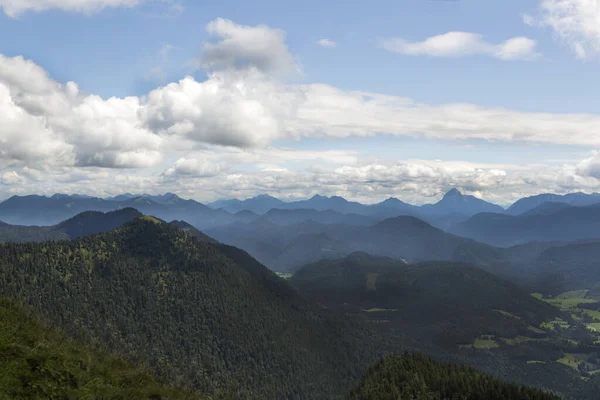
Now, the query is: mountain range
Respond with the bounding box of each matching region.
[0,208,598,397]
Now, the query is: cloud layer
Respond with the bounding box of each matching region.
[0,0,141,17]
[2,18,600,204]
[525,0,600,58]
[380,32,539,60]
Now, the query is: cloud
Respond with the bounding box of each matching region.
[380,31,539,60]
[577,151,600,179]
[163,157,224,178]
[1,171,26,185]
[197,18,300,77]
[0,54,162,169]
[5,48,600,176]
[524,0,600,58]
[317,39,337,48]
[0,0,142,17]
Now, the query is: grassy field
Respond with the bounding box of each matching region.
[275,272,292,279]
[541,318,570,330]
[587,322,600,332]
[533,290,597,310]
[557,353,591,370]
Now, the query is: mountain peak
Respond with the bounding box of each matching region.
[443,188,462,199]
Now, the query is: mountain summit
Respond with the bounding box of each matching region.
[422,189,504,216]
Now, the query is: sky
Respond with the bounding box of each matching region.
[1,0,600,206]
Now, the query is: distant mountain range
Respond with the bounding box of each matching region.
[4,189,600,232]
[450,202,600,247]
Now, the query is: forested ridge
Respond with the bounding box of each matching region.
[347,353,560,400]
[0,216,388,399]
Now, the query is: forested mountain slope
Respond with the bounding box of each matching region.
[347,353,560,400]
[0,216,387,400]
[0,297,205,399]
[291,254,560,346]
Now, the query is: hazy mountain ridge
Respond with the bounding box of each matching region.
[0,208,143,243]
[508,192,600,215]
[451,203,600,247]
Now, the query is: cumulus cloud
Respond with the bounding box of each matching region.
[577,151,600,179]
[163,157,224,178]
[4,18,600,204]
[1,171,26,185]
[317,39,337,48]
[380,32,539,60]
[197,18,300,77]
[0,54,162,169]
[524,0,600,58]
[0,0,142,17]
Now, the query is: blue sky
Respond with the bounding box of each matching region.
[1,0,600,205]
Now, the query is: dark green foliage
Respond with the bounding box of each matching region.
[0,217,383,399]
[292,254,560,346]
[168,221,218,243]
[0,297,204,399]
[347,352,560,400]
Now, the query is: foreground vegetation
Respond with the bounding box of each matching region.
[0,218,387,399]
[0,297,204,399]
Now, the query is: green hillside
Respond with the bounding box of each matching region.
[347,352,559,400]
[0,297,204,399]
[0,217,384,399]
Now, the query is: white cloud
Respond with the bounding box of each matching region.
[0,54,162,169]
[197,18,300,77]
[4,18,600,204]
[577,151,600,178]
[1,171,26,185]
[380,31,539,60]
[163,157,224,178]
[0,0,141,17]
[524,0,600,59]
[317,39,337,48]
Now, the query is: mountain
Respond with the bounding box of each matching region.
[0,208,143,243]
[0,216,388,399]
[450,204,600,247]
[168,220,219,243]
[207,215,509,275]
[0,194,116,225]
[520,201,573,216]
[264,208,377,226]
[291,254,559,347]
[0,296,205,399]
[508,192,600,215]
[347,353,559,400]
[0,194,236,229]
[421,188,505,216]
[209,194,285,214]
[278,194,368,215]
[530,241,600,293]
[342,216,507,271]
